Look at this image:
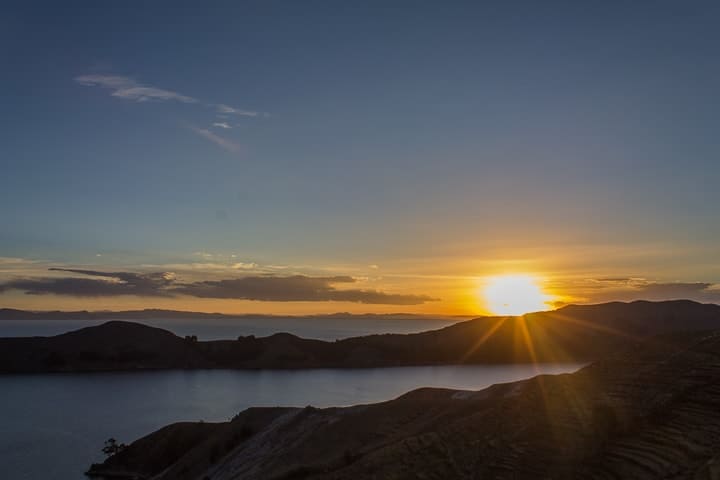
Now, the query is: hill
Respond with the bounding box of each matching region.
[2,300,720,373]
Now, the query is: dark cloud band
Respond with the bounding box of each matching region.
[0,269,437,305]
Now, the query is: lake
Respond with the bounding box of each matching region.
[0,363,583,480]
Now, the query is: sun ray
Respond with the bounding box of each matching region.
[540,311,643,342]
[517,316,539,367]
[460,316,508,362]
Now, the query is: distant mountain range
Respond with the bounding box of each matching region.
[1,300,719,373]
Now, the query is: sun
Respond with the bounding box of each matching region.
[482,274,551,316]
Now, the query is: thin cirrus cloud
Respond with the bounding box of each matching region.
[75,74,259,115]
[0,269,438,305]
[189,127,241,153]
[75,74,262,152]
[75,75,199,103]
[215,104,260,117]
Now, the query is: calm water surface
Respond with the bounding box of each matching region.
[0,364,583,480]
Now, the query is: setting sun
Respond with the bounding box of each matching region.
[483,275,552,316]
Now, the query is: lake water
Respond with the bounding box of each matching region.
[0,364,583,480]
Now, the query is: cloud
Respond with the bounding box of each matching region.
[0,268,175,297]
[215,104,259,117]
[0,257,37,264]
[75,75,198,103]
[75,73,267,152]
[189,127,241,153]
[629,282,720,302]
[233,262,259,270]
[173,275,437,305]
[75,74,263,118]
[0,269,437,305]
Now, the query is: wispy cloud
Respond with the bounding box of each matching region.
[0,257,39,266]
[234,262,259,270]
[189,127,241,153]
[215,104,259,117]
[75,73,265,152]
[75,75,261,118]
[75,75,198,103]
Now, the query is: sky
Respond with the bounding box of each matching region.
[2,0,720,315]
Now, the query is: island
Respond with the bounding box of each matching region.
[2,300,720,373]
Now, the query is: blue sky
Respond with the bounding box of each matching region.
[2,1,720,314]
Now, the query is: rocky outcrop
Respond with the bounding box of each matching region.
[90,329,720,479]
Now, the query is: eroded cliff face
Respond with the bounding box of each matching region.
[89,330,720,480]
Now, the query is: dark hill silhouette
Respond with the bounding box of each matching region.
[0,321,211,371]
[88,328,720,480]
[2,300,720,373]
[553,299,720,333]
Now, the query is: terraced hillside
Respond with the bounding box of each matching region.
[89,329,720,479]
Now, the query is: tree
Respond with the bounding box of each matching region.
[102,438,127,457]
